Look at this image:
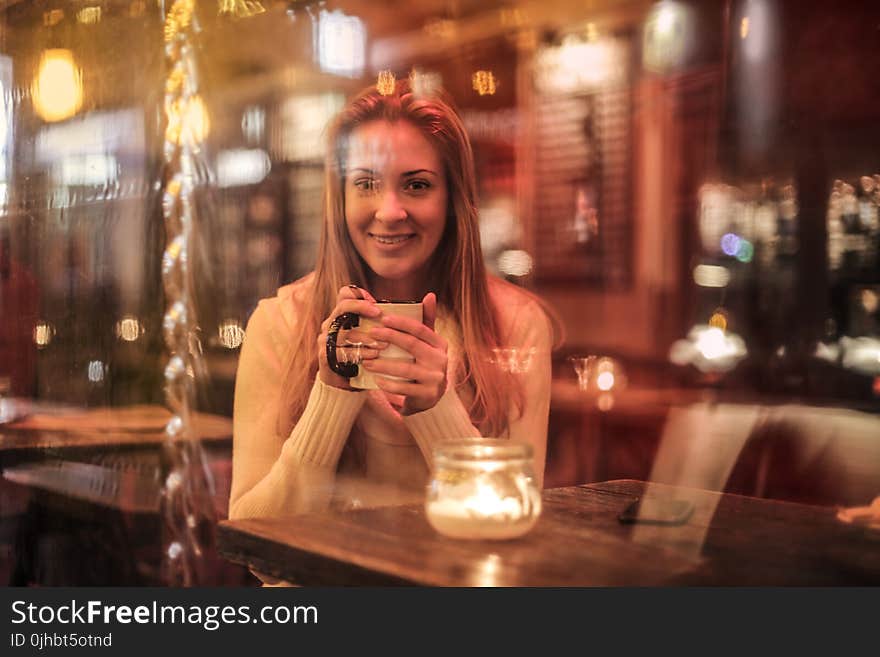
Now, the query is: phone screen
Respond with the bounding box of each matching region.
[618,497,695,525]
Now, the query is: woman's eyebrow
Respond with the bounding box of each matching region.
[402,168,439,176]
[348,167,376,175]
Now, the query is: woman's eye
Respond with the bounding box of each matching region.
[405,179,430,192]
[354,178,378,193]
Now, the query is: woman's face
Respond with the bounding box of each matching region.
[343,119,448,299]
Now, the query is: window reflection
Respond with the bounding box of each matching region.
[0,0,878,587]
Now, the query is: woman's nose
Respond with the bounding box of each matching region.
[375,189,407,223]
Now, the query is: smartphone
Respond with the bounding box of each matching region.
[618,497,695,525]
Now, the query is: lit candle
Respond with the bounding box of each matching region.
[425,439,542,540]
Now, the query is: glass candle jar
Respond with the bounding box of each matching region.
[425,439,542,540]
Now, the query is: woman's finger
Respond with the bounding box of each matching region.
[338,284,377,303]
[377,313,446,348]
[320,298,381,332]
[371,376,433,399]
[367,325,447,363]
[362,358,445,385]
[422,292,437,331]
[337,345,382,364]
[343,328,388,349]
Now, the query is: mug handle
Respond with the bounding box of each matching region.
[325,312,360,378]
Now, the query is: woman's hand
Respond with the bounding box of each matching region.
[361,292,448,415]
[317,285,387,389]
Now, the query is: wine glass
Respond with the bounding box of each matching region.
[567,355,597,391]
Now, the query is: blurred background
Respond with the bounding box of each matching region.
[0,0,879,584]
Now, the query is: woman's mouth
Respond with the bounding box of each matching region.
[369,233,415,245]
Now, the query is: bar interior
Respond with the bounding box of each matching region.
[0,0,879,586]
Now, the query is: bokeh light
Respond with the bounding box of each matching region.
[377,70,396,96]
[497,249,533,277]
[735,239,754,262]
[693,264,730,287]
[87,360,106,383]
[32,49,83,123]
[33,321,55,348]
[720,233,741,257]
[472,70,497,96]
[709,311,728,331]
[115,316,143,342]
[596,370,615,391]
[218,319,245,349]
[316,9,365,78]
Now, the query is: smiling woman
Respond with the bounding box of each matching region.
[343,119,448,300]
[228,80,556,540]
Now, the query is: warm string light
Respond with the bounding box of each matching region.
[115,316,144,342]
[76,7,102,24]
[33,321,55,348]
[218,0,265,18]
[218,319,245,349]
[376,70,396,96]
[159,0,216,587]
[472,70,497,96]
[164,0,195,43]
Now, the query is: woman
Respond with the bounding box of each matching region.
[229,80,555,520]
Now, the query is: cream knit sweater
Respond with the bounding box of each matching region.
[229,275,552,521]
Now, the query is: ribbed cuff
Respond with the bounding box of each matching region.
[281,379,366,468]
[402,386,480,467]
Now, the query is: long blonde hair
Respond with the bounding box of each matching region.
[276,79,519,438]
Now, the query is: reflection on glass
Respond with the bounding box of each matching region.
[490,346,536,374]
[470,553,503,587]
[409,68,442,98]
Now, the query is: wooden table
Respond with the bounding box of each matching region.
[1,403,233,512]
[217,480,880,586]
[1,404,237,585]
[0,403,233,454]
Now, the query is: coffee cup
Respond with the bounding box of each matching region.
[326,301,423,390]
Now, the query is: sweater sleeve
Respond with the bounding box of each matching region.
[402,384,481,470]
[228,298,366,519]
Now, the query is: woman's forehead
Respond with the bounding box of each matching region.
[344,120,442,172]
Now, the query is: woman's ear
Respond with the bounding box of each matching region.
[422,292,437,331]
